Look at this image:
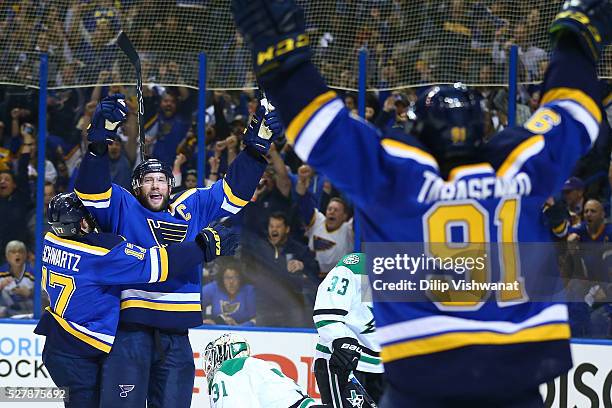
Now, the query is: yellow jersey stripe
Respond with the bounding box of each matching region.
[381,139,438,166]
[381,323,570,363]
[170,188,197,211]
[48,309,112,353]
[144,113,159,130]
[604,93,612,107]
[74,187,112,202]
[552,221,568,235]
[497,135,544,177]
[158,246,169,282]
[120,299,202,312]
[448,163,494,181]
[222,179,249,207]
[287,91,337,144]
[45,233,110,255]
[541,87,602,123]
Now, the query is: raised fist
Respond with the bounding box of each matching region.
[87,94,128,144]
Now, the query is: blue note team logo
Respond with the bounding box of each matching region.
[119,385,135,398]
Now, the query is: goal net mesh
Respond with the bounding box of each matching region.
[0,0,610,91]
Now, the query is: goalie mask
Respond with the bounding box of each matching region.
[203,334,251,382]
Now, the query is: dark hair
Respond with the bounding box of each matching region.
[161,89,178,100]
[328,197,348,213]
[0,170,15,183]
[269,211,289,226]
[215,260,245,294]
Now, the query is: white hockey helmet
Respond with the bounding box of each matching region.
[203,333,251,382]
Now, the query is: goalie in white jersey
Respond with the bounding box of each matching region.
[313,253,384,407]
[204,333,326,408]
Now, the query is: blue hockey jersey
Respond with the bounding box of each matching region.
[74,150,266,329]
[35,232,205,356]
[262,40,603,397]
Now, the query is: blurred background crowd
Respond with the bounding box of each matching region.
[0,0,610,337]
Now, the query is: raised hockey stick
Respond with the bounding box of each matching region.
[350,374,378,408]
[116,30,146,162]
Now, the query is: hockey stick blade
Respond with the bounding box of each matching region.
[116,30,146,161]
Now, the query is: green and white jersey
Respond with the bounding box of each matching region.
[313,253,383,373]
[209,356,316,408]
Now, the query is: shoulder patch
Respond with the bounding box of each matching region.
[336,252,366,275]
[219,357,247,376]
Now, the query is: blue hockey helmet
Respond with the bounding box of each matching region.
[411,83,484,161]
[131,158,175,194]
[47,192,95,237]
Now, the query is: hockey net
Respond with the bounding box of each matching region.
[0,1,610,91]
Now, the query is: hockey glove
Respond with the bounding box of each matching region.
[196,224,239,262]
[231,0,312,83]
[88,94,128,144]
[550,0,612,61]
[329,337,361,387]
[243,105,283,156]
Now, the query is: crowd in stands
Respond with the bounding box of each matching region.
[0,0,610,337]
[1,0,600,89]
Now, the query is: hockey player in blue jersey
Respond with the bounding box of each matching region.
[74,95,282,407]
[35,192,238,408]
[232,0,612,406]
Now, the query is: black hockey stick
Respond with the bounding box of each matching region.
[116,30,146,162]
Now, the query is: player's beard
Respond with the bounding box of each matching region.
[138,191,170,212]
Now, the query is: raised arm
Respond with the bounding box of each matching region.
[267,144,291,198]
[231,1,437,210]
[484,5,607,198]
[74,94,130,230]
[169,104,283,225]
[92,225,239,286]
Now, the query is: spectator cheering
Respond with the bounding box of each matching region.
[0,135,33,264]
[107,135,132,190]
[144,91,190,166]
[0,240,34,317]
[296,165,353,277]
[562,177,586,224]
[568,199,612,246]
[242,212,319,327]
[202,261,256,326]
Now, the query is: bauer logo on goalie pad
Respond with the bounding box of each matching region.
[119,385,135,398]
[147,219,189,245]
[347,390,364,408]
